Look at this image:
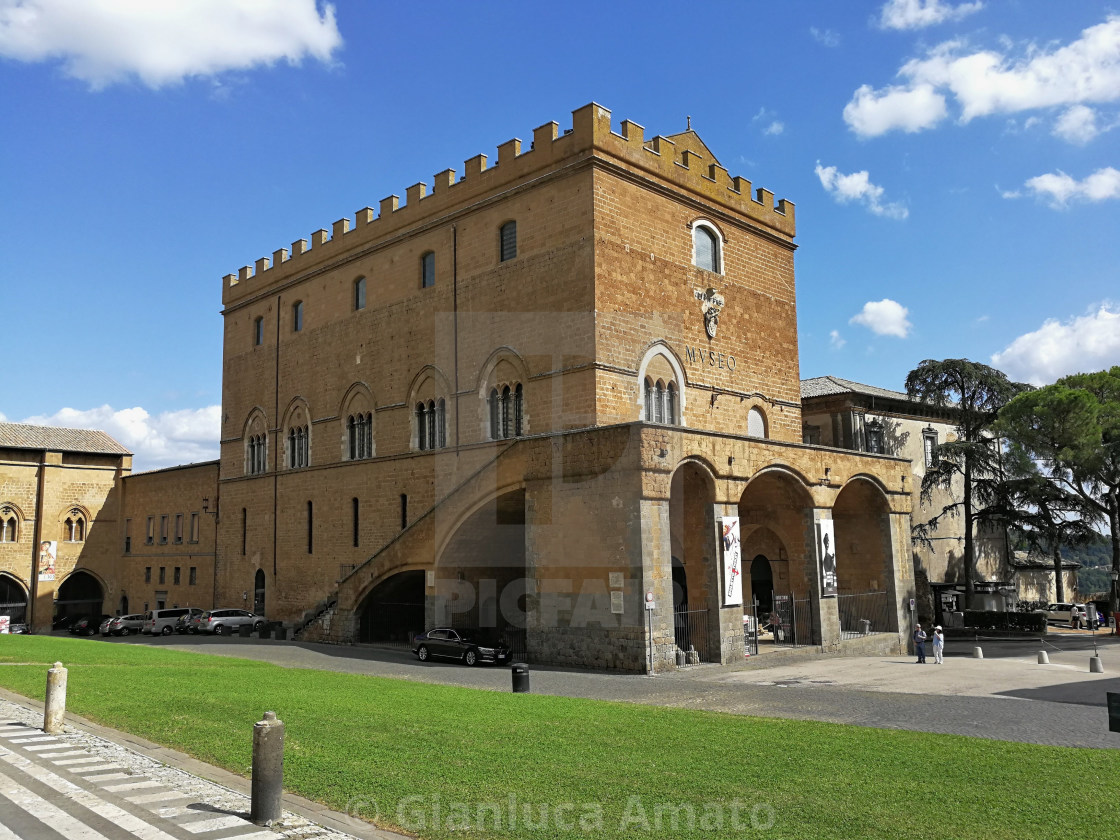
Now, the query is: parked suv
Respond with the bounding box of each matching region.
[105,614,146,636]
[143,607,201,636]
[1047,603,1097,629]
[193,608,265,636]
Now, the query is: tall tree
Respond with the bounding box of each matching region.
[905,359,1027,604]
[999,366,1120,619]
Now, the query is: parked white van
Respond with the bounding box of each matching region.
[143,607,202,636]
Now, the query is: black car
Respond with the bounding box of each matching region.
[412,628,511,666]
[68,615,110,636]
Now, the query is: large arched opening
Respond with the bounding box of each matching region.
[0,574,27,626]
[55,570,104,623]
[739,470,815,644]
[358,570,426,644]
[832,478,899,635]
[669,460,719,662]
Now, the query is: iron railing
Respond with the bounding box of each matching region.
[673,608,714,663]
[771,593,815,647]
[836,591,894,640]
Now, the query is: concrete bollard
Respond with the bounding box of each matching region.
[250,712,285,825]
[972,646,984,659]
[1090,656,1104,674]
[43,662,67,735]
[1038,650,1049,664]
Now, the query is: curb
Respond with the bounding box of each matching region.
[0,685,410,840]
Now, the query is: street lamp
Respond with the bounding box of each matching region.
[1111,569,1119,636]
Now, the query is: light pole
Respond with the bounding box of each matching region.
[1111,569,1119,635]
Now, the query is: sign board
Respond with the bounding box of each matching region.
[38,540,57,582]
[610,591,624,615]
[609,572,624,589]
[1108,692,1120,734]
[0,616,8,634]
[816,520,836,597]
[721,517,743,606]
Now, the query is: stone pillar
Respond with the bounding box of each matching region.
[640,498,676,673]
[888,511,916,654]
[712,503,746,665]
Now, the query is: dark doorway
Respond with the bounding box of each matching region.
[55,571,103,623]
[671,556,688,609]
[359,571,425,644]
[0,574,27,625]
[254,569,266,615]
[119,595,128,616]
[750,555,774,613]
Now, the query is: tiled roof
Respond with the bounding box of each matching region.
[1010,550,1081,570]
[0,422,131,456]
[800,375,910,401]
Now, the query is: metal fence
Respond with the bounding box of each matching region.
[771,594,815,647]
[836,591,894,640]
[673,608,714,663]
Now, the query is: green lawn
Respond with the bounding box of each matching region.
[0,636,1114,839]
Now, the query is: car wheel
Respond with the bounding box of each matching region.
[215,625,227,636]
[464,649,478,666]
[254,621,265,631]
[161,625,173,636]
[119,628,130,637]
[417,645,430,662]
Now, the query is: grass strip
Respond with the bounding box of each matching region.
[0,636,1114,840]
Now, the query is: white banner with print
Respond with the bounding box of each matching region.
[721,517,743,606]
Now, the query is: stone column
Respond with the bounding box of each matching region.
[712,503,746,665]
[810,508,841,649]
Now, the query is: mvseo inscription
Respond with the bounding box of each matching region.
[686,345,737,371]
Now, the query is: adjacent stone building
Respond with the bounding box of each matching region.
[0,422,131,631]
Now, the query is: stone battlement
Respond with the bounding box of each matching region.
[222,102,795,305]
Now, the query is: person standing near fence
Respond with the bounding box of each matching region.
[932,625,944,664]
[913,623,927,664]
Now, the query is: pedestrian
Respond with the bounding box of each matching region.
[913,623,927,664]
[932,625,944,664]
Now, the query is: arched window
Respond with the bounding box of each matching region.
[747,407,767,439]
[287,425,309,468]
[0,507,17,543]
[353,277,366,311]
[64,511,85,542]
[348,413,373,460]
[292,300,304,332]
[692,222,721,273]
[435,399,447,448]
[500,221,517,262]
[421,251,435,288]
[247,434,267,475]
[488,385,523,440]
[866,420,885,454]
[643,378,678,426]
[416,403,428,451]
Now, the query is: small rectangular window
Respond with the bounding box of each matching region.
[173,567,181,585]
[124,518,132,553]
[400,494,408,530]
[189,512,199,543]
[923,431,939,469]
[159,566,166,584]
[354,277,366,310]
[146,517,154,545]
[421,252,435,288]
[241,508,247,556]
[500,221,517,261]
[292,301,303,332]
[307,500,313,554]
[189,567,197,586]
[254,316,264,346]
[159,515,168,544]
[145,566,151,583]
[352,497,360,548]
[174,514,183,544]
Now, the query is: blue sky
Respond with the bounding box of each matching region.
[1,0,1118,471]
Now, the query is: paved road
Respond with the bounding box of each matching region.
[88,631,1120,750]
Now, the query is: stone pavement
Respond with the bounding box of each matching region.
[138,632,1120,750]
[0,694,404,840]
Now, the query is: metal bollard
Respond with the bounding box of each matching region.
[1090,656,1104,674]
[250,712,285,825]
[511,663,530,693]
[972,646,984,659]
[1038,650,1049,664]
[44,662,67,735]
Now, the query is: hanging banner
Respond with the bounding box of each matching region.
[817,519,837,597]
[721,517,742,606]
[38,540,57,582]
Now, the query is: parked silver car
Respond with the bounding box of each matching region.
[104,614,146,636]
[192,608,265,635]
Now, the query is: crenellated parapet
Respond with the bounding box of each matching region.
[222,103,795,305]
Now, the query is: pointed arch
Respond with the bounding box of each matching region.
[281,397,312,469]
[477,347,530,441]
[243,407,269,476]
[636,342,687,425]
[339,382,376,460]
[407,365,452,451]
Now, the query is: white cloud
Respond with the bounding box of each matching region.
[17,405,220,472]
[0,0,342,89]
[815,162,909,219]
[1009,166,1120,207]
[810,27,840,48]
[829,330,847,349]
[1053,104,1102,143]
[850,299,913,338]
[763,121,784,135]
[879,0,983,31]
[752,107,785,136]
[845,15,1120,138]
[991,304,1120,385]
